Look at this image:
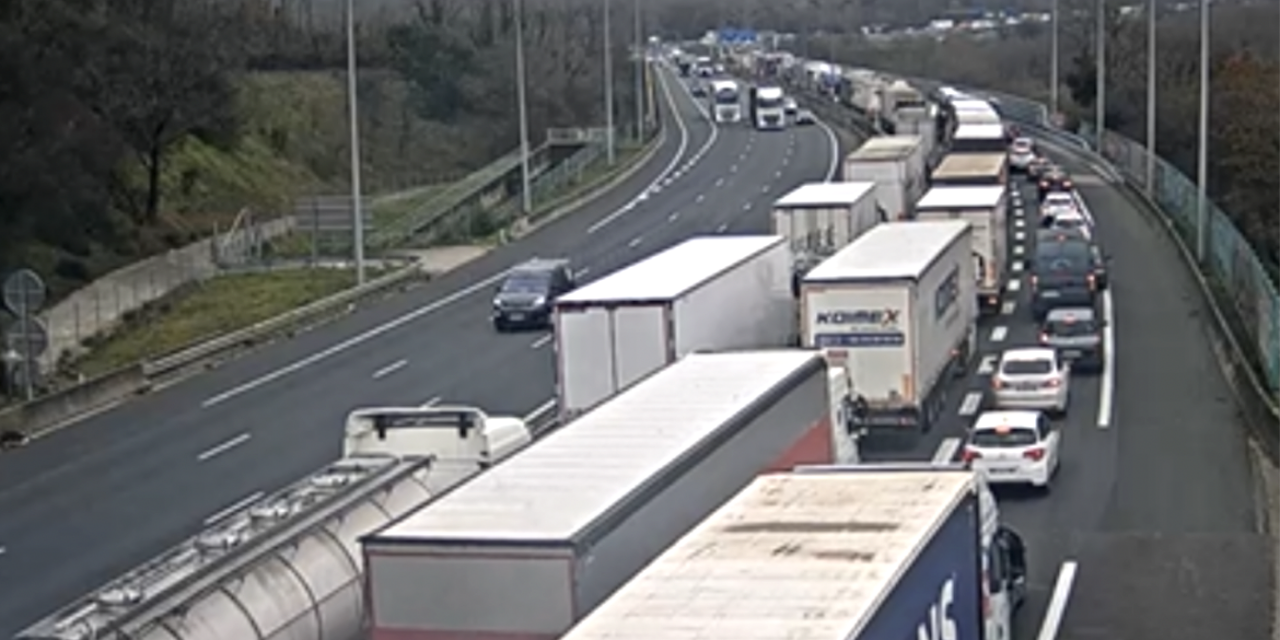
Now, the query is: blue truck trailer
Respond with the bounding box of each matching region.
[560,464,1026,640]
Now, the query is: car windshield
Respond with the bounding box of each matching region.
[1046,318,1096,336]
[1001,359,1054,375]
[1054,216,1087,229]
[501,273,549,293]
[971,427,1039,448]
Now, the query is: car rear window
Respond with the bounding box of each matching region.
[971,427,1039,447]
[1001,359,1053,375]
[501,273,550,292]
[1046,319,1096,336]
[1035,243,1090,271]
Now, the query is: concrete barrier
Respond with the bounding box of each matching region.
[0,364,151,439]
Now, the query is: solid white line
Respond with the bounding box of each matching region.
[958,392,984,417]
[932,437,962,464]
[1001,300,1017,315]
[523,398,557,424]
[421,396,441,407]
[203,491,264,525]
[1036,561,1080,640]
[587,67,702,235]
[530,334,552,349]
[990,326,1008,342]
[371,359,408,379]
[1098,290,1116,428]
[817,118,842,181]
[197,433,251,462]
[977,354,999,375]
[1008,279,1022,292]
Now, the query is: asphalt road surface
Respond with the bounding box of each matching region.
[0,65,840,636]
[858,141,1272,639]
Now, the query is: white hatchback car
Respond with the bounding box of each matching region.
[963,410,1061,489]
[990,348,1071,415]
[1008,137,1036,171]
[1039,192,1078,216]
[1046,209,1093,240]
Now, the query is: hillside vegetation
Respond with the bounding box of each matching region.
[1,0,639,298]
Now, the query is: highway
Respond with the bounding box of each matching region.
[852,135,1273,637]
[0,65,840,636]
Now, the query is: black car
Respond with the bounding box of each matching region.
[1038,169,1075,200]
[1036,228,1110,290]
[1030,238,1100,320]
[492,258,576,331]
[1026,157,1052,181]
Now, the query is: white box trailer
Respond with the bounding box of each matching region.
[800,221,977,434]
[930,152,1008,188]
[362,350,860,640]
[552,235,793,422]
[952,123,1007,154]
[915,185,1009,314]
[842,135,927,221]
[772,181,880,276]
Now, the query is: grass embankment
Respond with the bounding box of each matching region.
[73,269,365,377]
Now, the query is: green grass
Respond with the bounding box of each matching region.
[73,269,360,377]
[529,143,645,222]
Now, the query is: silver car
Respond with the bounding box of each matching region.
[990,348,1071,416]
[1039,307,1105,372]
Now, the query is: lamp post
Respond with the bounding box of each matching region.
[1145,0,1157,194]
[1194,0,1210,262]
[345,0,366,285]
[1050,0,1059,114]
[514,0,533,215]
[603,0,617,165]
[1095,0,1106,150]
[634,0,645,141]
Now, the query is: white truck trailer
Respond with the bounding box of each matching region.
[930,152,1009,188]
[560,466,1029,640]
[842,135,927,221]
[952,123,1008,153]
[751,85,786,130]
[772,181,879,280]
[915,185,1009,314]
[800,221,976,434]
[17,406,532,640]
[362,350,861,640]
[552,235,792,422]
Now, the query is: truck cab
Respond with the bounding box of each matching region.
[344,405,533,467]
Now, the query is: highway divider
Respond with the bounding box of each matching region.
[0,363,151,440]
[908,78,1279,462]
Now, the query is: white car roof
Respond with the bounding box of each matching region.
[973,410,1041,431]
[1043,193,1074,203]
[1000,347,1057,362]
[1052,209,1087,220]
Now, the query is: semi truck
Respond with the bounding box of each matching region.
[709,79,742,123]
[17,405,533,640]
[952,123,1008,153]
[361,350,862,640]
[749,85,786,130]
[559,465,1028,640]
[552,235,793,422]
[800,221,977,434]
[771,181,880,282]
[931,152,1009,188]
[914,185,1009,314]
[842,135,927,221]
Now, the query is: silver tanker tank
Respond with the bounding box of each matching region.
[14,405,533,640]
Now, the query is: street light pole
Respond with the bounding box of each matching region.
[1194,0,1210,262]
[1095,0,1106,150]
[1050,0,1059,114]
[634,0,644,142]
[345,0,366,285]
[514,0,533,215]
[603,0,617,165]
[1145,0,1157,194]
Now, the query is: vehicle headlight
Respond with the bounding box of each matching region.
[533,296,547,307]
[492,299,502,309]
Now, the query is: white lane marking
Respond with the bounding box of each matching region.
[1001,300,1017,315]
[742,202,752,210]
[628,236,642,248]
[932,437,962,464]
[977,354,998,375]
[371,359,407,379]
[1008,278,1022,292]
[0,546,6,556]
[1014,245,1024,256]
[716,223,729,233]
[715,177,725,186]
[761,185,770,193]
[782,157,790,166]
[667,211,679,222]
[739,153,747,161]
[1015,207,1025,217]
[695,194,705,203]
[990,326,1008,342]
[203,491,264,525]
[1015,231,1025,241]
[816,118,842,181]
[775,170,783,179]
[730,165,738,173]
[1012,260,1024,273]
[958,392,984,417]
[587,68,704,235]
[573,267,591,279]
[1098,290,1116,428]
[1036,561,1080,640]
[197,433,251,462]
[421,396,441,407]
[530,334,552,349]
[1015,218,1026,229]
[523,398,557,424]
